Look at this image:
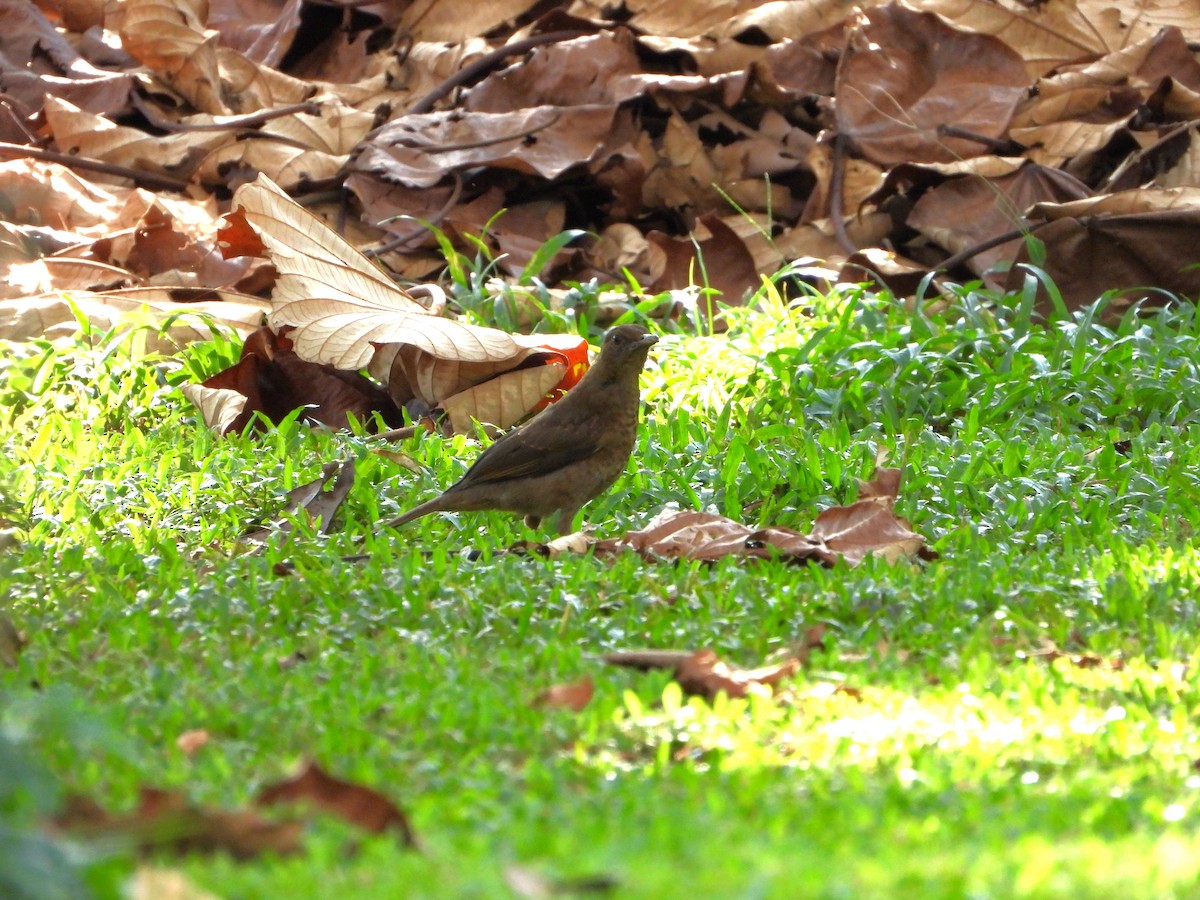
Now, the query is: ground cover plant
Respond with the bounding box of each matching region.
[4,280,1200,898]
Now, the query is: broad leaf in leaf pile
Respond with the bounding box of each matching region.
[836,5,1031,167]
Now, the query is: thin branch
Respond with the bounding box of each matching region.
[829,132,856,255]
[0,141,191,191]
[131,94,322,133]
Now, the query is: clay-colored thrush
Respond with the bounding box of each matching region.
[384,324,658,534]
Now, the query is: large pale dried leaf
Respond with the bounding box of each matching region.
[373,331,585,411]
[1013,29,1200,133]
[181,384,248,434]
[1029,187,1200,219]
[231,176,524,369]
[915,0,1124,76]
[198,140,347,190]
[0,160,127,231]
[121,0,229,114]
[1011,117,1132,168]
[836,5,1031,166]
[716,0,867,41]
[602,0,757,37]
[261,96,377,154]
[397,0,545,41]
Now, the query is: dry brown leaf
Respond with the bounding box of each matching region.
[533,677,595,712]
[207,0,303,67]
[352,105,623,189]
[257,760,417,846]
[175,730,211,756]
[836,5,1032,167]
[129,867,220,900]
[53,789,304,860]
[188,327,401,434]
[240,459,356,542]
[0,612,23,668]
[674,649,800,700]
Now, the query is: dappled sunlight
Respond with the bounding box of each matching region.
[592,659,1200,787]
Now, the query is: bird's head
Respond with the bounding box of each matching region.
[599,324,658,363]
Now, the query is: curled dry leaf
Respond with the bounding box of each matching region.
[257,759,417,846]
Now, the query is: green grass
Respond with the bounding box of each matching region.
[4,286,1200,898]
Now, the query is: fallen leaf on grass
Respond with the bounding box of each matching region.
[186,326,403,434]
[505,864,619,899]
[597,649,697,672]
[175,730,210,756]
[130,866,220,900]
[674,649,801,700]
[533,677,594,712]
[599,647,806,701]
[52,789,304,860]
[257,760,416,846]
[1017,638,1126,671]
[593,468,934,565]
[240,459,355,543]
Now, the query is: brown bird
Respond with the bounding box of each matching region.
[383,324,658,535]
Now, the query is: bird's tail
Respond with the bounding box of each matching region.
[379,496,445,531]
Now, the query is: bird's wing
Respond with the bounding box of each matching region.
[452,406,601,486]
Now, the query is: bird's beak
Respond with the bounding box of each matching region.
[642,333,659,346]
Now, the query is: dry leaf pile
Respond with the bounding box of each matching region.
[4,0,1200,353]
